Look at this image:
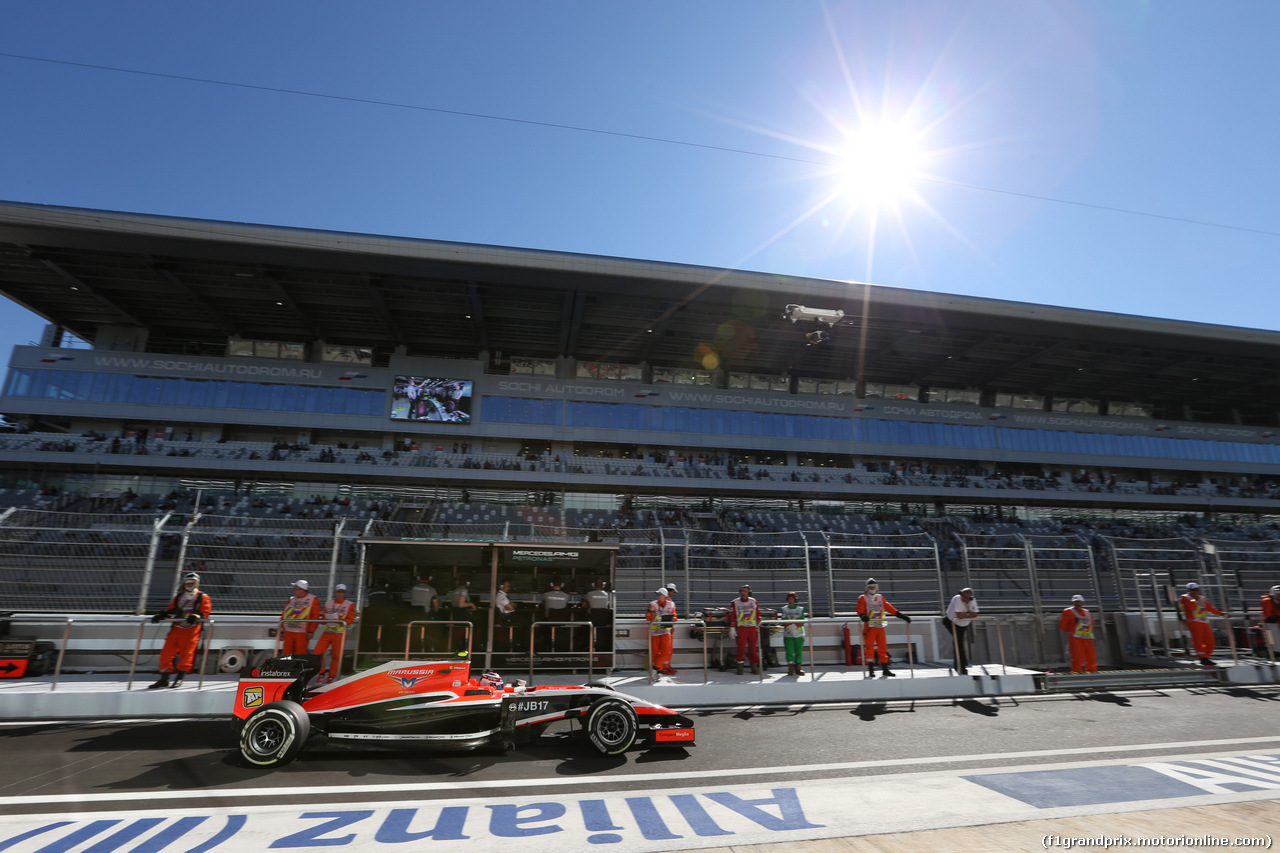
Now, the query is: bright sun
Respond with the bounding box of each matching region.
[832,121,927,207]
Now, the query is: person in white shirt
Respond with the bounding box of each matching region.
[945,587,979,675]
[492,579,517,652]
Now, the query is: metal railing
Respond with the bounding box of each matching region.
[0,614,372,691]
[0,614,283,691]
[525,620,598,684]
[402,620,473,661]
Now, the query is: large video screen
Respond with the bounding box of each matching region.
[390,376,472,423]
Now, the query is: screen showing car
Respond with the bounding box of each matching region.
[390,376,472,423]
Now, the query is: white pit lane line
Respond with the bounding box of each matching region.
[1,734,1280,808]
[3,747,1280,853]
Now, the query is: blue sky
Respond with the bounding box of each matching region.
[2,2,1278,358]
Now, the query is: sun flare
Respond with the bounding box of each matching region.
[832,121,928,207]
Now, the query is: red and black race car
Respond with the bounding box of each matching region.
[232,655,696,767]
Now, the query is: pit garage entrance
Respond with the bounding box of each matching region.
[357,539,619,673]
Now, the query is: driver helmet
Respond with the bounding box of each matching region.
[865,577,879,592]
[1271,585,1280,596]
[182,572,200,585]
[480,671,504,691]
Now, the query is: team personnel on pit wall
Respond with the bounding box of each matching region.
[582,578,613,612]
[311,583,356,683]
[1179,581,1226,667]
[281,580,321,657]
[1260,585,1280,652]
[410,575,437,614]
[945,587,979,675]
[541,579,572,652]
[779,591,807,676]
[857,578,911,678]
[1058,594,1098,673]
[492,579,517,652]
[582,578,614,652]
[646,587,677,675]
[148,571,212,689]
[730,584,762,675]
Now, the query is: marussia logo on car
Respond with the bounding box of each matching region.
[391,675,422,689]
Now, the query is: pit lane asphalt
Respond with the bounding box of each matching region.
[2,685,1278,817]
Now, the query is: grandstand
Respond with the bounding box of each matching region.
[1,201,1278,674]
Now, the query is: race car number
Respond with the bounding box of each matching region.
[509,700,549,712]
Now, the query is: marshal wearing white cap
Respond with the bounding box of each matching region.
[281,580,321,657]
[313,583,356,683]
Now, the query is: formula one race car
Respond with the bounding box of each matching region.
[232,656,695,767]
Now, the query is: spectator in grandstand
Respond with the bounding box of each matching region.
[1058,594,1098,673]
[857,578,911,678]
[779,591,807,676]
[148,571,211,689]
[281,580,321,657]
[730,584,761,675]
[1179,582,1226,667]
[944,587,979,675]
[1261,585,1280,651]
[646,587,678,676]
[312,584,356,683]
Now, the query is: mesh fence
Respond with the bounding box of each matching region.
[612,528,667,617]
[0,511,161,612]
[1204,537,1280,616]
[1025,534,1105,611]
[826,532,942,616]
[683,530,810,616]
[0,508,1269,624]
[179,514,362,612]
[956,533,1033,612]
[1101,536,1204,611]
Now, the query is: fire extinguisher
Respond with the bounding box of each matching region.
[843,622,862,666]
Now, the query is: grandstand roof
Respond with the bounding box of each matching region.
[2,201,1277,425]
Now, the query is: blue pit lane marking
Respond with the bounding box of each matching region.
[965,752,1280,808]
[964,765,1203,808]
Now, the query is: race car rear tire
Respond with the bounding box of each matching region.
[239,700,310,767]
[585,697,637,756]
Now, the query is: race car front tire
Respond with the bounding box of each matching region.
[585,697,638,756]
[239,700,310,767]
